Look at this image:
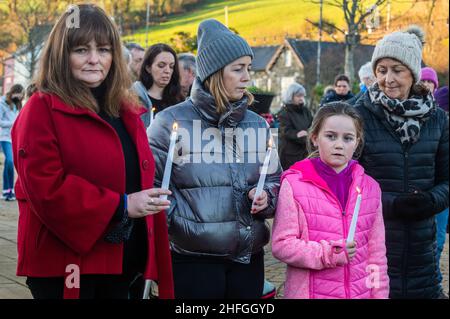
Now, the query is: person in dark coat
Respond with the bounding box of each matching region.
[148,19,282,299]
[11,4,174,299]
[320,74,354,106]
[278,83,313,170]
[355,25,449,299]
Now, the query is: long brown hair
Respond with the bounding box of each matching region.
[139,43,183,107]
[307,102,365,159]
[204,69,254,114]
[5,84,25,110]
[35,4,137,117]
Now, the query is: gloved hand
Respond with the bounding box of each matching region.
[393,191,438,221]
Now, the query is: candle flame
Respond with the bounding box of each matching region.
[152,107,156,112]
[173,122,178,131]
[356,186,361,194]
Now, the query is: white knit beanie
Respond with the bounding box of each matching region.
[371,25,425,84]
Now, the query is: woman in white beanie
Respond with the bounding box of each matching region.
[278,82,313,169]
[355,26,448,299]
[148,19,282,299]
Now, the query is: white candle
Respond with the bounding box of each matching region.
[160,122,178,201]
[252,139,273,209]
[347,186,362,243]
[149,107,155,127]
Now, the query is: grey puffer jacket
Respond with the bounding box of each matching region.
[148,79,282,264]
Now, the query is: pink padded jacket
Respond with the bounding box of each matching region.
[272,159,389,299]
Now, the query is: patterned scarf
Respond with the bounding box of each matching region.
[368,83,435,145]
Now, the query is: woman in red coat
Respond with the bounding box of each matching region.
[11,4,174,299]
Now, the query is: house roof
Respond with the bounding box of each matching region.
[251,45,281,72]
[285,38,375,72]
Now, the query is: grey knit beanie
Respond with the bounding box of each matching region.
[196,19,254,83]
[371,25,425,84]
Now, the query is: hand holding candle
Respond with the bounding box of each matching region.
[347,186,362,243]
[160,122,178,201]
[251,139,273,213]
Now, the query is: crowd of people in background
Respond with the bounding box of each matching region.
[0,3,448,300]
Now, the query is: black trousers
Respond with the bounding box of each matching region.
[26,273,144,299]
[172,251,265,299]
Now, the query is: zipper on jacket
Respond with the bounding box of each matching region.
[341,210,350,299]
[402,146,410,297]
[303,176,358,299]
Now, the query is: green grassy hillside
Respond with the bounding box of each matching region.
[123,0,413,49]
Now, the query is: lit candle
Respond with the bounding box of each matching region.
[347,186,362,243]
[252,139,273,210]
[149,107,156,127]
[160,122,178,201]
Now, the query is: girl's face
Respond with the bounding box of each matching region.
[146,51,175,89]
[223,56,252,102]
[70,39,112,88]
[311,115,360,173]
[375,58,414,100]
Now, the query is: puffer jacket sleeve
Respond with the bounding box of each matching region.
[367,185,389,299]
[11,94,120,255]
[272,179,349,270]
[430,112,449,213]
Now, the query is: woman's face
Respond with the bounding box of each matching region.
[292,93,305,106]
[146,51,175,89]
[421,80,436,93]
[70,39,112,88]
[223,56,252,102]
[11,93,24,103]
[375,58,414,100]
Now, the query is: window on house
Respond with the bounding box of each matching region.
[285,50,292,67]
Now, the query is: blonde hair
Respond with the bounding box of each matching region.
[204,69,254,114]
[307,102,364,159]
[35,4,137,117]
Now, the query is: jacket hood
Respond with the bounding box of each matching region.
[190,77,248,127]
[281,158,365,191]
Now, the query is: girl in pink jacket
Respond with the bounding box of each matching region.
[272,102,389,299]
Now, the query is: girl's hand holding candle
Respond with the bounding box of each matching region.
[347,186,362,243]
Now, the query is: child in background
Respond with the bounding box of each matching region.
[272,102,389,299]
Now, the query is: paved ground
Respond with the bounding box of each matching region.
[0,154,448,298]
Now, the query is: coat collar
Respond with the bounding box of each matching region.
[190,78,248,127]
[47,92,146,118]
[282,158,365,194]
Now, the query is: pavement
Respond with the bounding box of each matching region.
[0,154,448,299]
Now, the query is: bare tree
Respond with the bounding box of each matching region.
[9,0,68,80]
[310,0,387,81]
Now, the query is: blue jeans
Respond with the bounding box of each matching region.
[0,141,14,193]
[436,208,449,284]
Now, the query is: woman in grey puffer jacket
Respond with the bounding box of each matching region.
[148,19,281,299]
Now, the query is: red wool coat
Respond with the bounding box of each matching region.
[11,92,174,299]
